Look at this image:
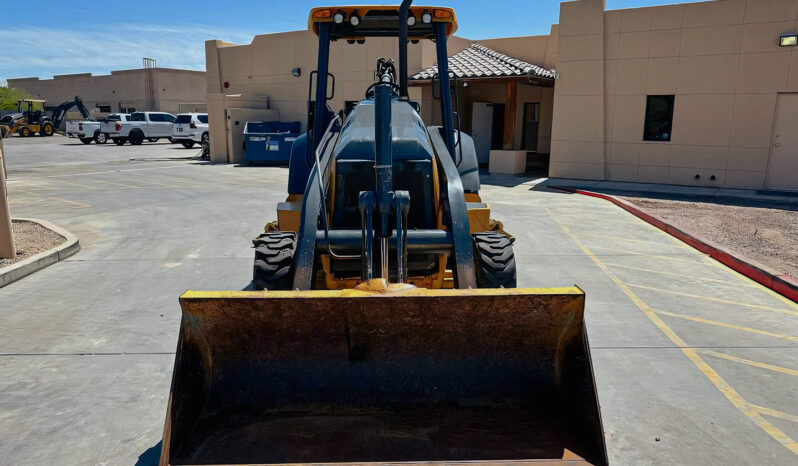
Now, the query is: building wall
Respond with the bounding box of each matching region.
[7,68,207,116]
[207,29,558,163]
[550,0,798,190]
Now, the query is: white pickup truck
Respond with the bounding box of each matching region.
[65,120,102,144]
[98,114,131,145]
[106,111,176,145]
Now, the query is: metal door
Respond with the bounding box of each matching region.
[767,94,798,191]
[471,102,493,164]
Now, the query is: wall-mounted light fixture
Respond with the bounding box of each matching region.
[291,67,302,77]
[780,33,798,47]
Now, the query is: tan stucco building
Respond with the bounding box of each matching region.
[8,68,207,117]
[208,0,797,191]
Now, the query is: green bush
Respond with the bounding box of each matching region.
[0,87,32,111]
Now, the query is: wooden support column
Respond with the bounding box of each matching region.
[503,80,517,150]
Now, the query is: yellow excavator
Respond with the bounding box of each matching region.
[159,3,607,465]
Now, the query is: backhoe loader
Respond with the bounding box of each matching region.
[160,3,607,465]
[0,96,93,137]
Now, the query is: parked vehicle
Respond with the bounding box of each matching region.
[98,114,131,145]
[106,111,176,145]
[171,113,209,148]
[66,120,102,144]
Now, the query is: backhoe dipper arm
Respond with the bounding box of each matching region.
[51,96,92,129]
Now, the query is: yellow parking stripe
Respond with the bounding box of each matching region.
[753,405,798,423]
[654,310,798,342]
[603,262,761,289]
[543,207,798,456]
[628,284,798,316]
[704,351,798,377]
[589,245,708,264]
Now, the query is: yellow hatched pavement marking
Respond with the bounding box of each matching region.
[589,245,707,264]
[576,231,689,249]
[653,310,798,342]
[543,206,798,456]
[654,310,798,342]
[753,406,798,423]
[603,262,761,289]
[627,284,798,317]
[704,351,798,377]
[586,194,798,309]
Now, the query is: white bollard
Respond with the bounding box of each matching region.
[0,137,15,259]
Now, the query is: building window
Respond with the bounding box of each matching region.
[120,106,136,113]
[643,95,675,142]
[97,105,112,113]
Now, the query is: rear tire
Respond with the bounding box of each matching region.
[94,132,107,144]
[80,137,93,144]
[252,232,296,290]
[40,123,54,136]
[129,131,144,145]
[472,232,516,288]
[181,141,195,148]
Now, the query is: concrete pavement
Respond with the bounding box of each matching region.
[1,137,796,465]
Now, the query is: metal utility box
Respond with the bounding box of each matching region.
[243,121,301,164]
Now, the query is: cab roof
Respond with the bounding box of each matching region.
[308,6,457,39]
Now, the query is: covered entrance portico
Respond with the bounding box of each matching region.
[410,44,557,172]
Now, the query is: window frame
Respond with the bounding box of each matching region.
[643,95,675,142]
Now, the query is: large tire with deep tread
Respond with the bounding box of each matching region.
[40,122,54,136]
[252,232,296,290]
[129,130,144,145]
[472,231,516,288]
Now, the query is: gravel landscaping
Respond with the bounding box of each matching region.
[622,196,798,278]
[0,220,65,268]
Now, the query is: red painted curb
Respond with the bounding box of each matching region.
[552,186,798,303]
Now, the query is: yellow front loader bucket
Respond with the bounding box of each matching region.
[159,285,607,465]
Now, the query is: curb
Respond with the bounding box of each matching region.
[552,186,798,303]
[0,218,80,288]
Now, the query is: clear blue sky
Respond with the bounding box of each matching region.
[0,0,697,83]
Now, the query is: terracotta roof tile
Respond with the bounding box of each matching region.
[411,44,557,81]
